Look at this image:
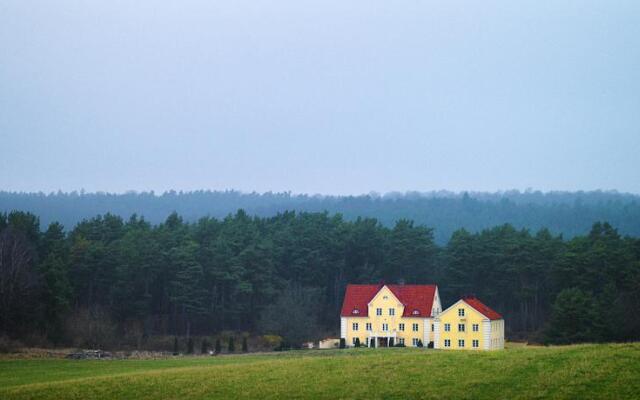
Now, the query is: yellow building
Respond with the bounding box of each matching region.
[340,284,441,347]
[434,296,504,350]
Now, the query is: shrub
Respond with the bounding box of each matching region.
[260,335,283,350]
[339,338,346,349]
[354,338,360,348]
[214,339,221,354]
[0,336,23,353]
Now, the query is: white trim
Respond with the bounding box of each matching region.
[440,298,498,321]
[433,320,441,349]
[482,320,491,350]
[340,317,347,339]
[439,299,468,317]
[432,286,442,316]
[423,318,430,345]
[367,285,403,308]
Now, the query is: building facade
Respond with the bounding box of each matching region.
[434,296,504,350]
[340,284,442,347]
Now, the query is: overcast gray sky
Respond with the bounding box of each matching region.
[1,1,639,195]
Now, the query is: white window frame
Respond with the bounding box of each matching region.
[412,323,419,332]
[444,323,451,332]
[366,323,372,331]
[389,308,395,316]
[399,323,405,331]
[376,308,382,316]
[398,338,405,345]
[412,338,419,347]
[382,323,389,331]
[458,339,465,348]
[458,308,465,317]
[353,322,359,331]
[472,339,479,348]
[458,323,465,332]
[444,339,451,348]
[472,324,479,332]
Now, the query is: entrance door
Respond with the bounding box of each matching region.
[378,337,388,347]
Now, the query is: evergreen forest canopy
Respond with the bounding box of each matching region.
[2,189,640,244]
[1,209,639,349]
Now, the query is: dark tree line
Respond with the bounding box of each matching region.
[2,190,640,244]
[1,210,639,348]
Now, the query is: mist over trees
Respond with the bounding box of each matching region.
[1,208,639,348]
[2,190,640,244]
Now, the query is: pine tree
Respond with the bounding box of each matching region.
[173,336,179,355]
[187,337,194,354]
[201,339,209,354]
[242,337,248,352]
[228,337,235,352]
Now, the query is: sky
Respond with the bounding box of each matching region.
[1,1,639,195]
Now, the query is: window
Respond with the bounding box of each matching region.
[389,308,395,316]
[399,323,405,331]
[472,340,479,348]
[458,339,465,348]
[382,323,389,331]
[412,323,419,332]
[412,338,419,346]
[458,308,465,317]
[352,337,358,345]
[352,323,359,331]
[431,324,434,332]
[472,324,479,332]
[376,308,382,316]
[444,339,451,348]
[383,295,388,300]
[352,308,360,315]
[412,309,420,316]
[444,323,451,332]
[366,323,372,331]
[458,323,465,332]
[398,338,405,345]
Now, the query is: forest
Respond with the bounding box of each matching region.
[1,209,639,350]
[2,190,640,244]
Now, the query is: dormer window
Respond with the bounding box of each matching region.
[412,309,420,316]
[352,308,360,315]
[383,295,388,300]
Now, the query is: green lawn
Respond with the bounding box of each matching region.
[1,343,639,399]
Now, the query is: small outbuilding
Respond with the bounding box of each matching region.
[319,338,340,349]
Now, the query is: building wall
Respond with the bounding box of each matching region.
[343,286,434,347]
[490,319,505,350]
[435,300,488,350]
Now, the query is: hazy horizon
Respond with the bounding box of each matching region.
[2,1,639,195]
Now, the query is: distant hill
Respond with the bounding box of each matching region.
[1,190,639,243]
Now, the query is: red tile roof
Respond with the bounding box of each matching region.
[462,296,503,320]
[340,284,438,318]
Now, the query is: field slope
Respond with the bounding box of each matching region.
[1,343,639,399]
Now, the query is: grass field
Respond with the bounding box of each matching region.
[1,343,639,399]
